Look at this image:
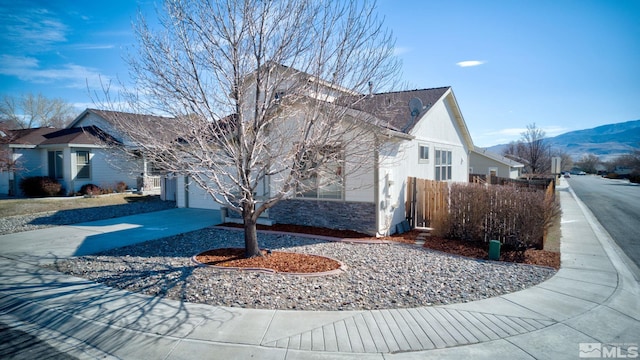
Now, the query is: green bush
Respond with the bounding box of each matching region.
[19,176,63,197]
[79,183,102,196]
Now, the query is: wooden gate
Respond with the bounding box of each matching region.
[406,177,449,228]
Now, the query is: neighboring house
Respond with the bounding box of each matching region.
[470,146,524,179]
[0,109,170,196]
[69,109,175,195]
[173,79,475,235]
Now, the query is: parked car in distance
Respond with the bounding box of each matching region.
[564,172,571,178]
[578,171,587,175]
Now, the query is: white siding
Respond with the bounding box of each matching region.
[0,172,8,194]
[186,177,221,210]
[75,148,140,192]
[176,176,186,207]
[376,93,471,235]
[11,149,47,195]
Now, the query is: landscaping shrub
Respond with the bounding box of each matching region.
[79,183,102,196]
[629,173,640,184]
[116,181,128,193]
[441,183,557,250]
[19,176,63,197]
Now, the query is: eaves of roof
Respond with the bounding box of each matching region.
[473,145,525,168]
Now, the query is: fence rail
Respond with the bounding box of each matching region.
[407,176,557,247]
[406,177,449,228]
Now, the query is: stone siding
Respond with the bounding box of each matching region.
[269,199,376,235]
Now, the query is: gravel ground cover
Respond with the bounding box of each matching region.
[47,227,556,311]
[2,202,556,311]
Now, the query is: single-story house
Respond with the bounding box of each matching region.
[172,77,475,235]
[0,109,170,196]
[470,146,524,179]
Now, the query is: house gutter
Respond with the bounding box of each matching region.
[382,128,414,140]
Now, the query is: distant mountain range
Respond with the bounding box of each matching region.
[486,120,640,161]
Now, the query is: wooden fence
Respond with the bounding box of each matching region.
[469,174,553,190]
[406,176,557,246]
[405,177,449,228]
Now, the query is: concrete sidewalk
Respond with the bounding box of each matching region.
[0,181,639,359]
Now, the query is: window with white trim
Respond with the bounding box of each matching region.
[76,151,91,179]
[418,144,429,162]
[435,149,452,181]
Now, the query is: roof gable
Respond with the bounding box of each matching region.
[472,146,524,168]
[41,126,120,146]
[336,87,450,133]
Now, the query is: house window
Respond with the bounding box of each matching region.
[418,144,429,162]
[48,151,63,179]
[435,149,452,181]
[76,151,91,179]
[297,145,344,200]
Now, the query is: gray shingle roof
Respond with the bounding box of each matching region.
[473,146,525,167]
[337,87,450,133]
[8,126,120,147]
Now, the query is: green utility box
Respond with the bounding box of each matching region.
[488,240,501,261]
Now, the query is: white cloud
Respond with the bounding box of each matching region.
[543,125,569,137]
[0,6,67,52]
[456,60,486,68]
[486,127,528,137]
[476,125,570,147]
[73,44,116,50]
[393,46,411,56]
[0,54,114,90]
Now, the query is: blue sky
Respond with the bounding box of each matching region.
[1,0,639,147]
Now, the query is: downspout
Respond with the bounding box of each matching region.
[373,135,381,236]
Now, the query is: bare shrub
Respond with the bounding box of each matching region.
[19,176,63,197]
[443,183,556,250]
[448,183,489,241]
[116,181,128,193]
[79,184,102,196]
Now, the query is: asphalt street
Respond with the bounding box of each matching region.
[566,175,640,268]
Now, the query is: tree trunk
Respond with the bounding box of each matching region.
[242,204,263,258]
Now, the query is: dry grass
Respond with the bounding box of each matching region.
[543,210,562,253]
[0,194,159,218]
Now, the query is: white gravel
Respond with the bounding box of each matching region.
[47,227,556,311]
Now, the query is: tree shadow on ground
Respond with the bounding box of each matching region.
[0,255,238,359]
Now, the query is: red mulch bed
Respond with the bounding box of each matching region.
[215,223,561,271]
[195,248,341,273]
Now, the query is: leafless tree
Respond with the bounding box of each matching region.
[0,121,17,172]
[0,93,77,129]
[575,154,600,174]
[503,123,550,175]
[104,0,401,257]
[520,123,550,175]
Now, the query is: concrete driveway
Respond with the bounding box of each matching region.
[0,208,221,265]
